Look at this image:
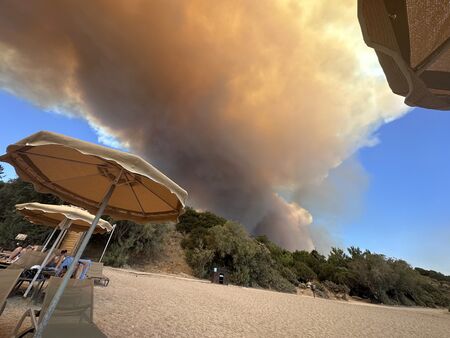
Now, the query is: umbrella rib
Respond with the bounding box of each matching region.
[138,180,176,210]
[128,181,146,216]
[51,172,105,183]
[18,151,105,167]
[15,153,107,210]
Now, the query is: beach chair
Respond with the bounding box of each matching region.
[12,277,106,338]
[8,251,47,295]
[0,249,12,259]
[0,269,23,316]
[86,262,110,287]
[7,251,47,270]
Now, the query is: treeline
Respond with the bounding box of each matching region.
[177,208,450,308]
[0,177,62,248]
[415,267,450,283]
[0,177,449,308]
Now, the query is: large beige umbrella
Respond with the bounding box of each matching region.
[358,0,450,110]
[2,131,187,223]
[15,202,113,298]
[1,131,188,337]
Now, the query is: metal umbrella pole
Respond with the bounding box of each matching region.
[23,219,72,298]
[34,172,122,338]
[41,226,58,252]
[99,224,116,263]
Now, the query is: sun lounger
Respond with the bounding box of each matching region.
[86,262,110,287]
[0,269,23,316]
[7,251,48,295]
[0,258,10,269]
[12,276,106,338]
[0,250,12,259]
[7,251,47,270]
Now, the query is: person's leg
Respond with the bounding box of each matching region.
[55,256,63,270]
[74,263,84,279]
[8,246,23,260]
[77,259,91,279]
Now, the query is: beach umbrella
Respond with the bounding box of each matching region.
[358,0,450,110]
[16,202,113,234]
[1,131,188,337]
[41,227,58,252]
[15,202,113,298]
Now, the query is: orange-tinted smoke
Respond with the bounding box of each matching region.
[0,0,407,250]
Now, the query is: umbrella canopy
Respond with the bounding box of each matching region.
[1,131,188,337]
[358,0,450,110]
[0,130,188,223]
[15,202,113,234]
[15,202,112,298]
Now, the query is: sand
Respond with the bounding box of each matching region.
[1,267,449,337]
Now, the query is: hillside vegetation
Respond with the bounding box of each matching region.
[0,176,449,308]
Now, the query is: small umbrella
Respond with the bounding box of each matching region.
[1,131,188,337]
[358,0,450,110]
[15,202,112,298]
[16,202,113,234]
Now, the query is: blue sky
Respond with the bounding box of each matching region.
[343,108,450,274]
[1,90,449,274]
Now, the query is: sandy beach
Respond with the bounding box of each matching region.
[1,267,449,338]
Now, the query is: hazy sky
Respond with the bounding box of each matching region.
[1,90,449,274]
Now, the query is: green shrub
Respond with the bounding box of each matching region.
[323,280,350,295]
[185,247,214,277]
[312,282,329,299]
[178,210,297,293]
[103,243,129,267]
[103,222,170,267]
[294,261,317,282]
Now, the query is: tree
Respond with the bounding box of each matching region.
[0,178,62,248]
[328,247,349,267]
[102,221,169,267]
[294,261,317,282]
[176,207,226,234]
[347,246,363,259]
[0,164,4,181]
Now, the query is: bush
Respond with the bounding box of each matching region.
[323,280,350,295]
[103,222,170,267]
[294,262,317,282]
[102,243,130,267]
[312,282,329,299]
[176,207,226,234]
[185,247,214,277]
[178,210,297,293]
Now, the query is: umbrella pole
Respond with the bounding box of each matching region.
[34,176,120,338]
[99,223,116,263]
[23,219,72,298]
[73,231,87,255]
[41,226,58,252]
[55,229,68,249]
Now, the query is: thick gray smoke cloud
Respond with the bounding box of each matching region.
[0,0,407,251]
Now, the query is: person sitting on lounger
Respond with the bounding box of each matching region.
[6,243,34,263]
[56,255,91,280]
[45,249,68,269]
